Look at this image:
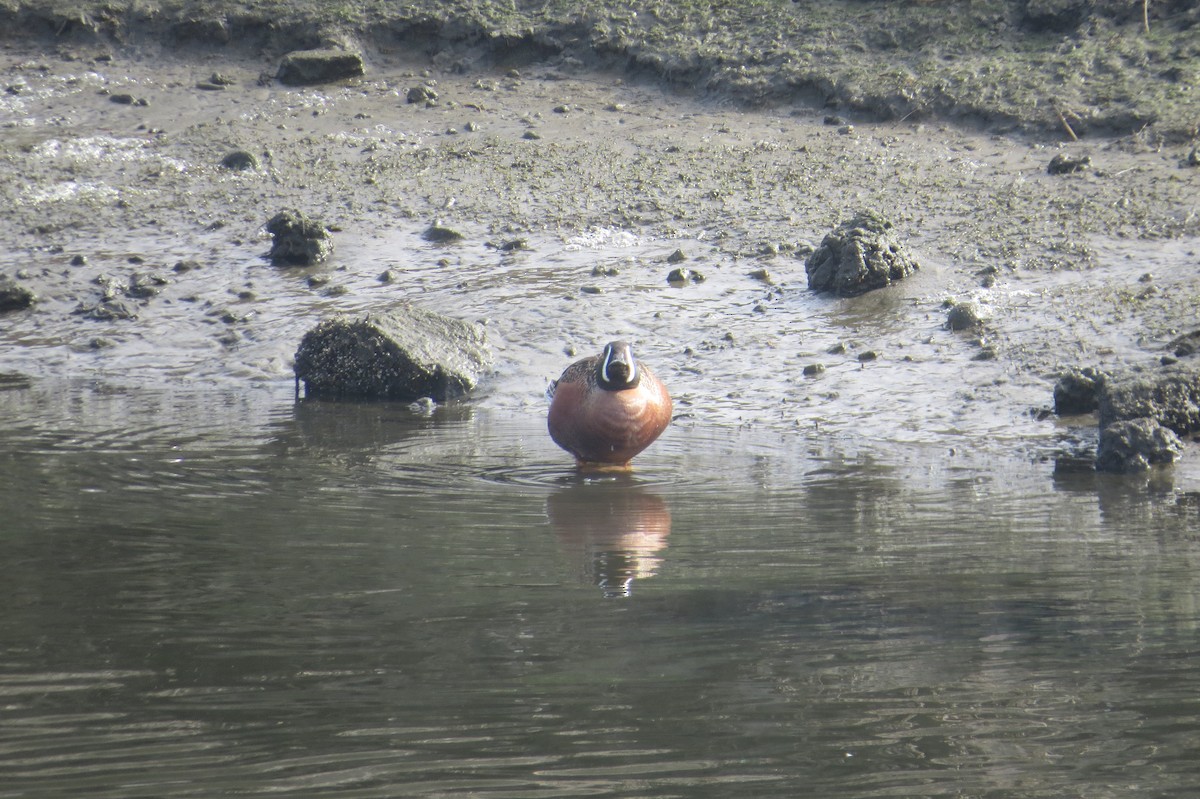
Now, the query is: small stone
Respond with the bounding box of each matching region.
[1047,153,1091,175]
[946,300,986,331]
[748,267,774,284]
[522,129,541,140]
[858,350,879,363]
[174,260,201,272]
[423,223,464,243]
[70,254,87,266]
[407,85,438,104]
[126,272,167,299]
[667,267,705,285]
[220,150,258,171]
[666,249,687,264]
[802,363,826,377]
[74,298,138,321]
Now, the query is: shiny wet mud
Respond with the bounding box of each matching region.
[3,380,1200,797]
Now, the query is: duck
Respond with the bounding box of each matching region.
[548,340,672,468]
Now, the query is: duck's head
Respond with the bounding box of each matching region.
[597,340,640,390]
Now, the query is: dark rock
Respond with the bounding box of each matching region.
[1184,146,1199,168]
[126,272,167,299]
[173,260,201,272]
[74,298,139,321]
[1097,362,1200,435]
[1047,153,1091,175]
[497,238,528,252]
[423,223,464,243]
[666,249,687,264]
[1095,418,1183,473]
[1053,367,1107,415]
[805,211,919,296]
[667,267,705,285]
[0,276,36,312]
[109,93,144,105]
[266,210,333,266]
[945,300,986,331]
[802,363,825,377]
[407,85,438,104]
[220,150,258,171]
[294,305,493,401]
[276,49,365,86]
[1167,328,1200,358]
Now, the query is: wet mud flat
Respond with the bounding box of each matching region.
[1,1,1199,477]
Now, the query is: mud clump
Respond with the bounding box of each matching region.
[220,150,259,171]
[805,211,919,297]
[1080,363,1200,473]
[1053,367,1108,415]
[1097,363,1200,436]
[266,210,333,266]
[276,49,365,86]
[0,276,36,312]
[945,300,987,332]
[1047,153,1092,175]
[407,85,439,105]
[1167,329,1200,358]
[1095,418,1183,473]
[422,222,464,243]
[294,304,493,401]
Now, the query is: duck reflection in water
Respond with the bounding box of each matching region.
[546,482,671,598]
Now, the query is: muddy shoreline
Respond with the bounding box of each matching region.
[1,0,1199,474]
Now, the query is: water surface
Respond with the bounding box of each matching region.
[3,378,1199,797]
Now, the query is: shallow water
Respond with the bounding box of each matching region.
[3,378,1200,797]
